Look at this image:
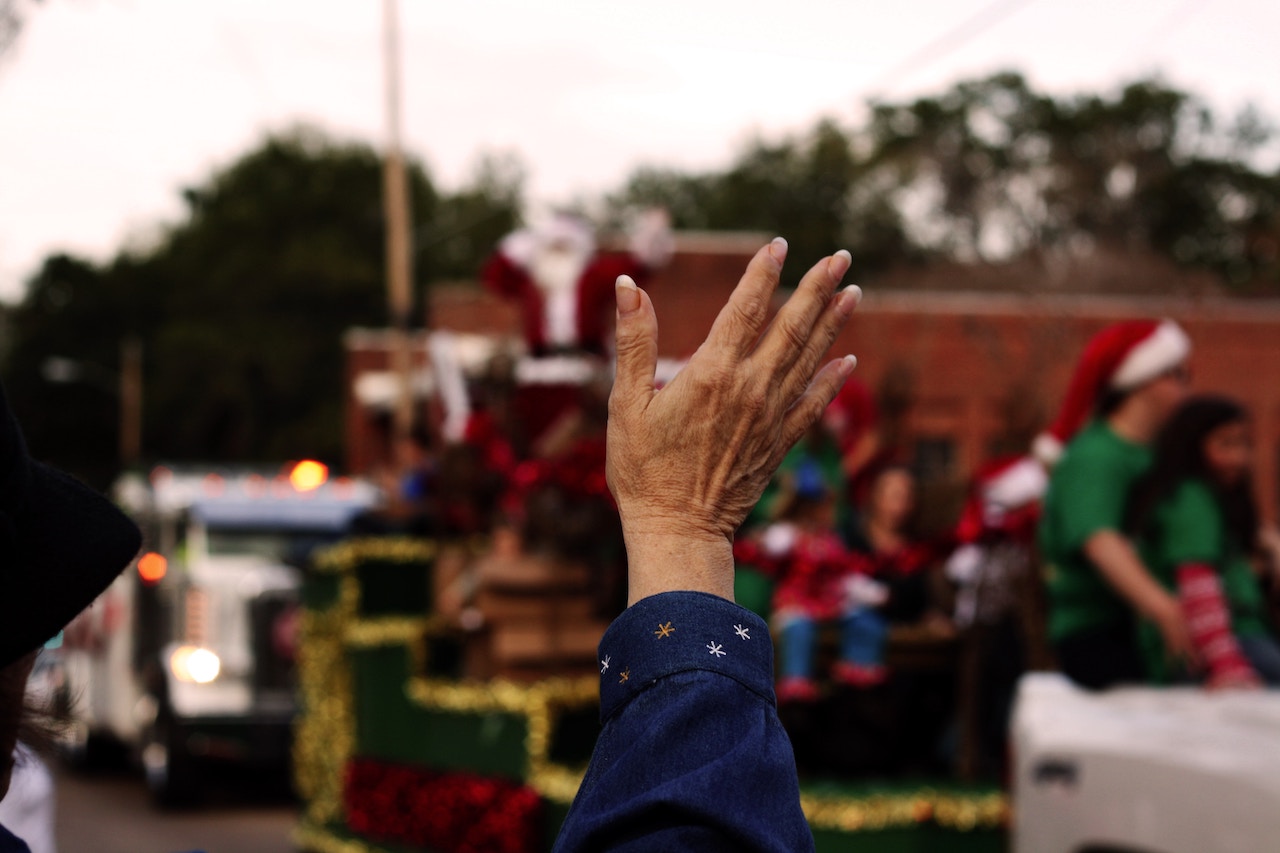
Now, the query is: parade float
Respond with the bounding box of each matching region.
[291,537,1006,853]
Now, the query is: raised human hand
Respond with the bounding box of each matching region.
[606,238,861,605]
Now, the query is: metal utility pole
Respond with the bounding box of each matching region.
[382,0,416,452]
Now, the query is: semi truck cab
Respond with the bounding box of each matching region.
[62,463,379,805]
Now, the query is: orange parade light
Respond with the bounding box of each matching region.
[138,552,167,584]
[289,459,329,493]
[202,473,226,495]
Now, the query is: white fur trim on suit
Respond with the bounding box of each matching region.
[1032,432,1064,468]
[982,456,1048,512]
[1111,320,1190,390]
[627,209,674,268]
[529,248,589,348]
[498,229,538,267]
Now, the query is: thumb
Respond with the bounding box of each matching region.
[612,275,659,412]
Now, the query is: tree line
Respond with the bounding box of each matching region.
[610,72,1280,290]
[3,73,1278,483]
[2,130,521,484]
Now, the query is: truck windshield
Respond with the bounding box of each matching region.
[207,528,342,565]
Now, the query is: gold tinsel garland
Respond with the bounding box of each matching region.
[405,675,598,801]
[799,789,1007,833]
[313,537,437,575]
[295,538,436,827]
[295,606,356,827]
[344,617,434,650]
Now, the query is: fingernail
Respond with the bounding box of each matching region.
[768,237,788,263]
[827,249,852,280]
[839,354,858,376]
[836,284,863,314]
[615,275,640,314]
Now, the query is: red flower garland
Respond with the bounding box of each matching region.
[344,757,543,853]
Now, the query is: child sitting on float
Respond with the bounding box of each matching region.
[734,461,890,703]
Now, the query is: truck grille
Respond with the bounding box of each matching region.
[249,593,299,696]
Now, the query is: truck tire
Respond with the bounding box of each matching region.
[141,705,199,808]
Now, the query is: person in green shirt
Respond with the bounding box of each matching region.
[1128,396,1280,687]
[1036,320,1195,689]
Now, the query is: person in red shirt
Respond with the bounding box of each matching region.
[734,473,885,702]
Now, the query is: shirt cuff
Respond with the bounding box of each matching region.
[595,590,775,722]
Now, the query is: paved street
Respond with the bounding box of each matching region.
[52,764,295,853]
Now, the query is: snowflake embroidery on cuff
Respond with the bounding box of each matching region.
[600,655,611,674]
[619,668,630,684]
[734,624,751,640]
[654,621,675,638]
[707,642,726,658]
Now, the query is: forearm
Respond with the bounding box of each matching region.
[1176,563,1256,685]
[1083,530,1177,621]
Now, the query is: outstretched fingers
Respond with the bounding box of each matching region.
[755,250,851,375]
[771,355,859,469]
[703,238,788,360]
[610,275,659,416]
[778,283,862,403]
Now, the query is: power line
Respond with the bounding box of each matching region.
[864,0,1039,98]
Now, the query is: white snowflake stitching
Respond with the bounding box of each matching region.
[733,624,751,640]
[600,655,611,674]
[707,641,726,658]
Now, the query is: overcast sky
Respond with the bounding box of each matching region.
[2,0,1278,302]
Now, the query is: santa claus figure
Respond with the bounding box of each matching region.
[481,211,672,357]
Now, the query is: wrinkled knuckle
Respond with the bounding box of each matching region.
[742,384,770,416]
[799,392,828,427]
[692,360,734,395]
[732,293,765,328]
[790,350,819,387]
[778,319,810,355]
[614,329,644,359]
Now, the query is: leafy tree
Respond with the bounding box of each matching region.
[422,151,525,289]
[612,119,912,287]
[2,127,523,483]
[613,72,1280,293]
[3,255,123,487]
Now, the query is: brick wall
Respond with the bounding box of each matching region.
[346,238,1280,521]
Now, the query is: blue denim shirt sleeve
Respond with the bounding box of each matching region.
[553,591,815,853]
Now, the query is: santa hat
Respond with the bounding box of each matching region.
[497,214,595,269]
[625,208,675,269]
[954,455,1047,544]
[1033,319,1190,466]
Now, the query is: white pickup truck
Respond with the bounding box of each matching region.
[1012,673,1280,853]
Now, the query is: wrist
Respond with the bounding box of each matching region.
[622,523,735,606]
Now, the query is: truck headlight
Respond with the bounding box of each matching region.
[170,645,221,684]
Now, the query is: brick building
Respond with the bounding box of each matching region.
[345,233,1280,522]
